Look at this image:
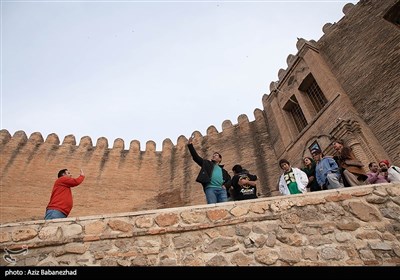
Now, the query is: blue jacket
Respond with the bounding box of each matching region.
[315,157,341,186]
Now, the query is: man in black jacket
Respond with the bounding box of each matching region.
[187,136,231,204]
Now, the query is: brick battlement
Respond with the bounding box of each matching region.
[1,111,261,153]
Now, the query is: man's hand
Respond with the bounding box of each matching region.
[80,169,85,176]
[238,177,249,186]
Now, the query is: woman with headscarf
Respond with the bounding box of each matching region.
[378,160,400,183]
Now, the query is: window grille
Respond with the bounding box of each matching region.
[285,96,308,133]
[307,80,327,113]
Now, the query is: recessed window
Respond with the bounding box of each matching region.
[299,74,327,114]
[284,95,308,133]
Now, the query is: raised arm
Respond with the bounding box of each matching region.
[187,136,204,166]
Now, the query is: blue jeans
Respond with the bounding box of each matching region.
[44,209,67,220]
[205,187,228,204]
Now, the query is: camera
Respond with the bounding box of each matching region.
[380,167,388,172]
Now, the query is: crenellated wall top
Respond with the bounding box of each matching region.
[1,103,262,154]
[0,109,259,154]
[62,135,77,146]
[27,132,44,144]
[112,138,125,151]
[79,136,93,148]
[0,129,12,145]
[45,133,60,145]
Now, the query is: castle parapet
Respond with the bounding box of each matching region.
[28,132,44,144]
[112,138,125,151]
[145,140,156,152]
[254,108,264,121]
[162,138,174,154]
[222,120,233,130]
[237,114,249,124]
[78,136,93,149]
[95,137,108,151]
[129,140,140,153]
[343,3,355,15]
[45,133,60,145]
[206,125,218,136]
[0,129,11,148]
[62,134,76,146]
[7,130,28,150]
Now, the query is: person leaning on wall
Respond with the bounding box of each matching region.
[44,168,85,220]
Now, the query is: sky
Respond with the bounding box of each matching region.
[1,0,359,151]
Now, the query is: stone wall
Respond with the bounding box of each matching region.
[1,183,399,266]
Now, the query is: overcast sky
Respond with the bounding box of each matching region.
[1,0,358,151]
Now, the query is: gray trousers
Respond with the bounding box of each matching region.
[326,173,344,189]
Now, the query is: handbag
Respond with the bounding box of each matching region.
[344,159,364,167]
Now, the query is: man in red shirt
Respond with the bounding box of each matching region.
[44,168,85,220]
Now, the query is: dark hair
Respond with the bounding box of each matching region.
[311,149,322,155]
[368,162,375,168]
[303,157,315,165]
[58,169,68,178]
[213,152,222,159]
[332,139,344,145]
[279,159,290,167]
[232,164,243,173]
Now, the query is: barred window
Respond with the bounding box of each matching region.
[307,80,327,113]
[299,74,327,114]
[284,96,308,133]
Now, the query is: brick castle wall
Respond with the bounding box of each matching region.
[0,113,275,223]
[317,0,400,165]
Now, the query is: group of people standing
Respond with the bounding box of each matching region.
[43,137,399,220]
[187,136,400,203]
[278,139,400,195]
